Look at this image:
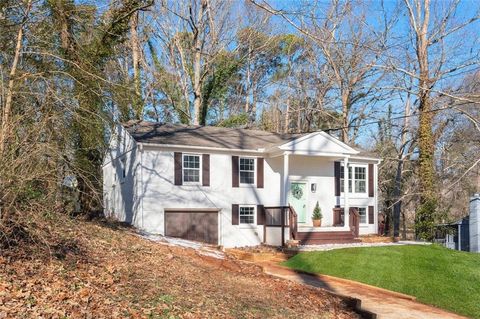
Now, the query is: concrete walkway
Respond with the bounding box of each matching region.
[297,241,431,252]
[261,263,467,319]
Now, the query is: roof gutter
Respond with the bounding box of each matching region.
[137,142,382,162]
[349,156,383,162]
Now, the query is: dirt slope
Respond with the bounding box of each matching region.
[0,220,359,318]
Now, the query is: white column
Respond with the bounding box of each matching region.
[283,153,290,206]
[343,157,350,228]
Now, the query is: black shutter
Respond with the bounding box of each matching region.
[232,156,239,187]
[232,204,239,225]
[174,152,182,185]
[257,205,265,225]
[257,158,264,188]
[368,164,374,197]
[334,161,341,196]
[202,154,210,186]
[368,206,374,224]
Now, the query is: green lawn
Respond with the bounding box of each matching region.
[283,245,480,318]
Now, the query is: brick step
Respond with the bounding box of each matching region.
[296,231,355,240]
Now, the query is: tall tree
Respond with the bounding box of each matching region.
[251,0,392,143]
[48,0,152,214]
[398,0,479,239]
[149,0,236,125]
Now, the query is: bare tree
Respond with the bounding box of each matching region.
[0,0,33,155]
[130,11,143,119]
[392,0,479,239]
[149,0,236,125]
[251,0,393,143]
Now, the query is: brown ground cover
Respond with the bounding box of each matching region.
[0,219,359,318]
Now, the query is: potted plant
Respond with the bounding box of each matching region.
[312,201,323,227]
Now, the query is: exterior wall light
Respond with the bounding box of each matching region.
[311,183,317,193]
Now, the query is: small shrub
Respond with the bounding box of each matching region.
[312,201,322,220]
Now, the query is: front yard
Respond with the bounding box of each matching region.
[0,219,359,318]
[283,245,480,318]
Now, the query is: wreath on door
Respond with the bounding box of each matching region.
[291,184,303,200]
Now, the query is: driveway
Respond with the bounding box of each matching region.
[261,263,468,319]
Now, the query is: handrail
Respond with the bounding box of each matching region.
[288,205,298,240]
[349,207,360,238]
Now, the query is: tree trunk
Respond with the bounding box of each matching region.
[0,0,32,156]
[192,1,207,125]
[393,160,403,238]
[296,104,301,133]
[245,51,251,114]
[130,11,143,119]
[393,98,411,238]
[414,0,436,240]
[341,89,350,143]
[285,99,290,133]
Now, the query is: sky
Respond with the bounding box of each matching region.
[76,0,480,147]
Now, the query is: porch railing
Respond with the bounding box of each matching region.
[263,205,298,246]
[332,207,360,238]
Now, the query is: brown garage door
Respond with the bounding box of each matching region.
[165,210,218,245]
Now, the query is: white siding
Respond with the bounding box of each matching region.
[102,127,380,248]
[102,125,141,225]
[139,148,282,248]
[288,156,377,235]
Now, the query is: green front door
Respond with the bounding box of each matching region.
[288,182,307,223]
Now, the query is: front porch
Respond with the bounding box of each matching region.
[262,206,361,246]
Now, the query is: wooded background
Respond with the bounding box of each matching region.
[0,0,479,245]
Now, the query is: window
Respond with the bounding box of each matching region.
[357,207,367,224]
[239,206,255,224]
[341,164,367,195]
[239,157,255,184]
[340,166,352,193]
[120,157,126,182]
[183,154,201,183]
[354,167,366,193]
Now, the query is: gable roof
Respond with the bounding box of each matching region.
[276,131,359,155]
[124,121,305,150]
[123,121,379,159]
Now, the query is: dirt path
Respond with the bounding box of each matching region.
[261,263,468,319]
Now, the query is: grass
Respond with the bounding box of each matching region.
[283,245,480,318]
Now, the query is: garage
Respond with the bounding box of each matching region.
[164,209,219,245]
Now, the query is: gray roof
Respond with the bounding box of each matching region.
[124,121,305,150]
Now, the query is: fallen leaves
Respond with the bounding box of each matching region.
[0,221,359,318]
